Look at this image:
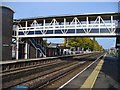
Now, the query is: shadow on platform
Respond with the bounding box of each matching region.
[100,56,120,89]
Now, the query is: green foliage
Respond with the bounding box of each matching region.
[68,38,83,47]
[67,37,104,52]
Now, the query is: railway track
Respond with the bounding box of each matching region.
[38,53,104,90]
[1,52,100,73]
[19,61,81,89]
[2,58,60,73]
[1,52,104,90]
[2,60,70,89]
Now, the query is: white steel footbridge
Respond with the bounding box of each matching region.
[13,12,119,38]
[13,12,120,59]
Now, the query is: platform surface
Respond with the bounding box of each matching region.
[93,56,120,89]
[59,56,120,90]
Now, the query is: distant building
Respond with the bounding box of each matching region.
[47,43,64,57]
[108,47,117,56]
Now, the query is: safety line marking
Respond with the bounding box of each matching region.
[80,59,104,89]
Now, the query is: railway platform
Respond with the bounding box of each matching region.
[58,55,120,90]
[93,56,120,89]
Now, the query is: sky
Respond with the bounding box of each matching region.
[2,2,119,49]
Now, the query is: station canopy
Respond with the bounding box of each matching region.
[14,12,119,26]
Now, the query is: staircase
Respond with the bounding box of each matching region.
[29,38,46,57]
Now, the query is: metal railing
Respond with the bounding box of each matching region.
[29,39,46,57]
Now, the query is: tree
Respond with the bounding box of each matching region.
[66,37,104,52]
[68,37,83,48]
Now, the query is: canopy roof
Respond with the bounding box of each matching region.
[14,12,119,26]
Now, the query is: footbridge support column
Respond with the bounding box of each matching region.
[118,1,120,61]
[24,40,28,59]
[116,36,120,83]
[117,3,120,82]
[116,36,120,60]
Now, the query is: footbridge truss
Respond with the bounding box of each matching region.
[13,12,119,38]
[13,12,120,60]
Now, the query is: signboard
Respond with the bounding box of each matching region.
[117,44,120,47]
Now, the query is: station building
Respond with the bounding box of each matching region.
[0,6,14,61]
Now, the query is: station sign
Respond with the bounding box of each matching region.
[117,44,120,47]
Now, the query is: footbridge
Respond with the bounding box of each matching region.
[13,12,120,59]
[13,12,119,38]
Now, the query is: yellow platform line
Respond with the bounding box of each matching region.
[80,59,104,90]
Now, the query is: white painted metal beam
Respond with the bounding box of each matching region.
[13,15,118,38]
[24,41,28,59]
